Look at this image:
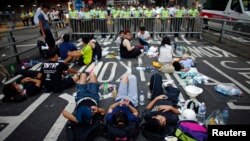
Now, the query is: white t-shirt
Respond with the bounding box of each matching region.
[158,44,173,64]
[137,31,150,40]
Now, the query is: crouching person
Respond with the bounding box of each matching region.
[141,73,180,140]
[106,74,140,141]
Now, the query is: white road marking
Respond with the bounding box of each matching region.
[16,44,36,48]
[93,61,103,75]
[138,57,146,81]
[44,93,75,141]
[227,102,250,110]
[203,60,250,94]
[238,72,250,79]
[181,35,191,45]
[221,61,250,70]
[78,65,87,73]
[246,81,250,85]
[115,61,132,82]
[98,62,117,82]
[0,93,51,141]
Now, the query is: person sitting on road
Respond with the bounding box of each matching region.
[64,36,93,66]
[120,30,142,59]
[89,38,102,62]
[2,77,41,102]
[106,74,140,140]
[59,34,77,60]
[143,73,180,137]
[137,26,151,47]
[37,48,79,93]
[115,30,124,47]
[62,73,105,125]
[158,36,174,65]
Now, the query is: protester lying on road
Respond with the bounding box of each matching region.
[62,73,105,125]
[2,77,41,102]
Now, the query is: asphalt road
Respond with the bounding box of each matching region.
[0,31,250,141]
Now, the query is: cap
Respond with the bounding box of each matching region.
[76,106,92,124]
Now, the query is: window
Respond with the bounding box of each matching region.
[231,0,242,13]
[203,0,229,11]
[242,0,250,11]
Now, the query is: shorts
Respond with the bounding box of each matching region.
[75,83,100,103]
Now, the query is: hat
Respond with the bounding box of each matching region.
[76,106,92,124]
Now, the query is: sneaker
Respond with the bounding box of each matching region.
[41,45,49,50]
[163,79,174,87]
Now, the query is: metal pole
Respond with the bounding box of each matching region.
[219,20,226,42]
[9,31,20,62]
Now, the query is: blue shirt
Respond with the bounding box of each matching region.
[38,13,50,30]
[106,105,139,124]
[59,42,77,60]
[180,58,194,68]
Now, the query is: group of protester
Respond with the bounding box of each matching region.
[2,3,197,140]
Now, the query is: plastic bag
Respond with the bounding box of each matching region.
[214,84,243,96]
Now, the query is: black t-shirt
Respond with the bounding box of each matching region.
[40,61,68,92]
[144,99,179,125]
[92,42,102,61]
[23,81,40,96]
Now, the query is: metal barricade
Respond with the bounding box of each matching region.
[69,17,203,39]
[0,21,67,64]
[202,17,250,42]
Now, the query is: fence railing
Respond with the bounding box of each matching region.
[202,17,250,42]
[0,21,67,64]
[69,17,203,39]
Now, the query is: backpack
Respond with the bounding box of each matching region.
[184,99,200,114]
[37,40,50,59]
[106,122,140,141]
[175,121,207,141]
[66,119,105,141]
[149,73,163,100]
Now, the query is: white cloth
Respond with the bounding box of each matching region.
[158,44,173,64]
[137,31,150,40]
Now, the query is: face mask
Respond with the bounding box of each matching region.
[19,84,24,90]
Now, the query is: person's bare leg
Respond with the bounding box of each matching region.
[72,74,80,83]
[79,73,87,84]
[64,56,73,64]
[88,73,97,83]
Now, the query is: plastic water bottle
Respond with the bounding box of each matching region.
[197,102,206,125]
[10,64,15,76]
[222,107,229,124]
[139,91,145,105]
[144,45,148,53]
[95,55,98,65]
